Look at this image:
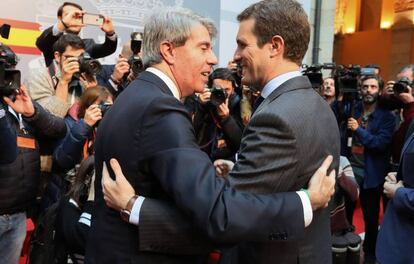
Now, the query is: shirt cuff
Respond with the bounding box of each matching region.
[129,196,145,225]
[52,23,64,36]
[296,191,313,227]
[108,79,119,91]
[106,33,117,41]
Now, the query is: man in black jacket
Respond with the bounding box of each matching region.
[194,68,243,161]
[36,2,117,67]
[0,85,66,264]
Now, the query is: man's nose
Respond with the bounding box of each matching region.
[208,51,218,65]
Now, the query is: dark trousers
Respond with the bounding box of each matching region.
[360,185,383,257]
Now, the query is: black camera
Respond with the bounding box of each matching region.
[0,43,20,98]
[393,77,411,94]
[128,32,144,76]
[210,86,227,107]
[128,55,143,75]
[98,102,111,117]
[302,63,336,89]
[77,52,102,76]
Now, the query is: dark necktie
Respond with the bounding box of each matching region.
[252,96,265,113]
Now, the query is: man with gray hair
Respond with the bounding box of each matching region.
[86,4,336,264]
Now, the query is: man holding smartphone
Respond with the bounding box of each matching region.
[36,1,117,67]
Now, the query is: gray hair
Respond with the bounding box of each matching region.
[142,7,217,68]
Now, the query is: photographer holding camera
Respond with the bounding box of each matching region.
[0,72,67,263]
[97,32,144,98]
[27,33,101,118]
[36,2,117,67]
[381,65,414,165]
[193,68,243,161]
[53,86,113,171]
[343,75,395,263]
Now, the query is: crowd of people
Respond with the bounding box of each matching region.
[0,1,412,264]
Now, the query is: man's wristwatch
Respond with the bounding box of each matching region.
[120,195,139,222]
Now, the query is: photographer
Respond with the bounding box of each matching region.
[96,33,143,98]
[27,33,100,118]
[0,84,66,264]
[36,1,117,67]
[53,86,112,171]
[193,68,243,161]
[56,156,96,263]
[343,75,395,263]
[381,65,414,165]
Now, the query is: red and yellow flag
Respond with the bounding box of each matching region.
[0,18,41,55]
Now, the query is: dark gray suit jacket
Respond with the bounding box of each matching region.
[140,76,340,264]
[85,71,306,264]
[226,76,340,264]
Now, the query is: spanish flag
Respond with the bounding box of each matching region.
[0,18,41,55]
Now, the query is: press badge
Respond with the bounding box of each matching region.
[17,135,36,149]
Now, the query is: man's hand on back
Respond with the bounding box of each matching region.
[307,155,336,210]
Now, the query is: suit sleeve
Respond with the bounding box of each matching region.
[229,113,299,193]
[139,96,305,245]
[36,26,61,67]
[86,36,117,60]
[354,112,395,150]
[393,187,414,217]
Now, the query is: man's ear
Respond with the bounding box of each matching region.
[269,35,284,58]
[159,41,175,65]
[54,52,61,64]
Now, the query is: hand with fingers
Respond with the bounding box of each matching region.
[213,159,234,177]
[307,155,336,210]
[3,85,35,117]
[101,158,136,211]
[59,10,85,32]
[217,98,230,119]
[61,57,80,84]
[383,171,404,199]
[111,57,130,84]
[83,104,102,127]
[101,15,115,35]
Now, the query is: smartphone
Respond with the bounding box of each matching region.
[82,13,104,26]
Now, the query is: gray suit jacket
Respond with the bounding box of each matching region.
[139,76,340,264]
[226,76,340,264]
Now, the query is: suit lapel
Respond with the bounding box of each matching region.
[138,71,175,97]
[255,76,311,114]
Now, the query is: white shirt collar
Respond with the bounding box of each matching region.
[146,67,180,100]
[261,71,302,98]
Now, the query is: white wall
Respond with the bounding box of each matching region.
[218,0,312,67]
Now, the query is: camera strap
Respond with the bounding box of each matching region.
[47,62,59,90]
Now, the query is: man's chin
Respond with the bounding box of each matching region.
[66,28,81,35]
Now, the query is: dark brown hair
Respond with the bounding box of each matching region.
[67,155,94,207]
[77,86,112,119]
[237,0,310,65]
[360,75,384,90]
[57,2,83,18]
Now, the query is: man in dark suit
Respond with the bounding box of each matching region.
[36,2,117,67]
[376,132,414,263]
[87,5,336,264]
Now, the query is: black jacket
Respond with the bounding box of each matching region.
[0,105,17,164]
[193,93,243,161]
[36,26,117,67]
[0,103,66,214]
